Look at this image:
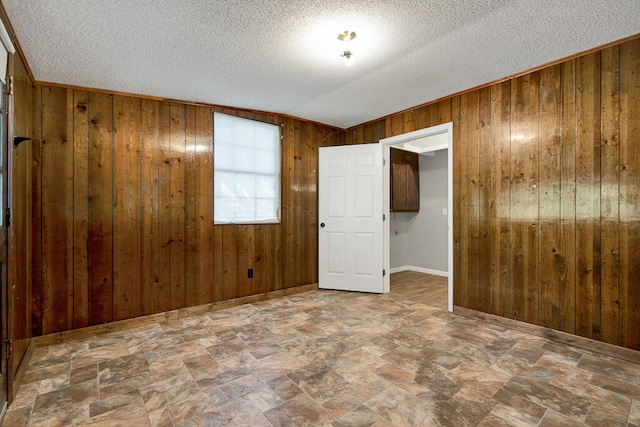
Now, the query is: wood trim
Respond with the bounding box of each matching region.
[33,284,318,347]
[9,338,34,404]
[454,305,640,364]
[348,33,640,131]
[30,81,345,131]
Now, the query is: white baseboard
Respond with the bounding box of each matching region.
[390,265,448,277]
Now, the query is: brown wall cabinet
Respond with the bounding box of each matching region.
[390,148,420,212]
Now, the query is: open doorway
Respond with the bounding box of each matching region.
[380,123,453,312]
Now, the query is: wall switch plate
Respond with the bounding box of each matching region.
[442,208,448,216]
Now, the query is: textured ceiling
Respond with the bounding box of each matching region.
[4,0,640,128]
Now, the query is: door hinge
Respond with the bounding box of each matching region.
[383,269,386,277]
[5,207,10,227]
[6,339,11,360]
[383,158,386,166]
[382,213,385,221]
[6,75,13,96]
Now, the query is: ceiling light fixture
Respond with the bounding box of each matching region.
[338,30,356,59]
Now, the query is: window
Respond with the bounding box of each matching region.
[214,113,280,224]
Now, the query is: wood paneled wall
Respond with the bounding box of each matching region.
[346,38,640,351]
[28,87,343,335]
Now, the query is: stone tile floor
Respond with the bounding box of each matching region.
[3,288,640,426]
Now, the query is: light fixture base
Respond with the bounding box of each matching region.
[337,31,356,42]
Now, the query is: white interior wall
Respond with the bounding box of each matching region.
[390,149,448,274]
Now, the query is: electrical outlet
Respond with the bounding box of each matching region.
[248,268,254,278]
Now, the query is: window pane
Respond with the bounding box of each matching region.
[214,171,235,198]
[256,197,276,220]
[214,113,280,224]
[254,150,274,174]
[256,175,277,198]
[235,173,256,199]
[235,199,256,222]
[233,147,254,173]
[214,144,233,169]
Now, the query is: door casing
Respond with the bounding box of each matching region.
[380,122,454,312]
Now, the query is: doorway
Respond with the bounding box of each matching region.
[380,123,454,312]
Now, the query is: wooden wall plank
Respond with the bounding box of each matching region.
[157,102,171,313]
[417,105,432,129]
[451,96,464,306]
[429,104,439,127]
[283,118,298,288]
[477,87,492,312]
[350,126,363,145]
[184,105,197,307]
[194,106,214,305]
[274,223,284,291]
[253,225,267,295]
[559,61,577,334]
[303,121,316,286]
[169,103,187,310]
[112,95,142,321]
[87,92,114,326]
[461,92,480,310]
[213,225,223,301]
[575,52,602,340]
[273,116,285,291]
[141,99,160,315]
[72,90,90,328]
[31,87,43,337]
[619,39,640,350]
[386,114,404,137]
[489,81,511,316]
[293,119,307,287]
[509,73,539,324]
[222,225,238,300]
[437,99,453,124]
[237,225,254,297]
[40,86,73,334]
[538,65,562,330]
[451,96,463,305]
[362,121,386,144]
[279,117,291,290]
[403,110,418,133]
[599,46,621,346]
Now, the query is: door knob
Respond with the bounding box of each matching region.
[320,223,325,228]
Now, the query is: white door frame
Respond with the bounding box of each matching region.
[380,122,454,312]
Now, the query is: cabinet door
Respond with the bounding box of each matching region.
[390,148,419,212]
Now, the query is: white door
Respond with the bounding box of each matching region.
[318,144,385,293]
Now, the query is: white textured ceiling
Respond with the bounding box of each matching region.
[4,0,640,128]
